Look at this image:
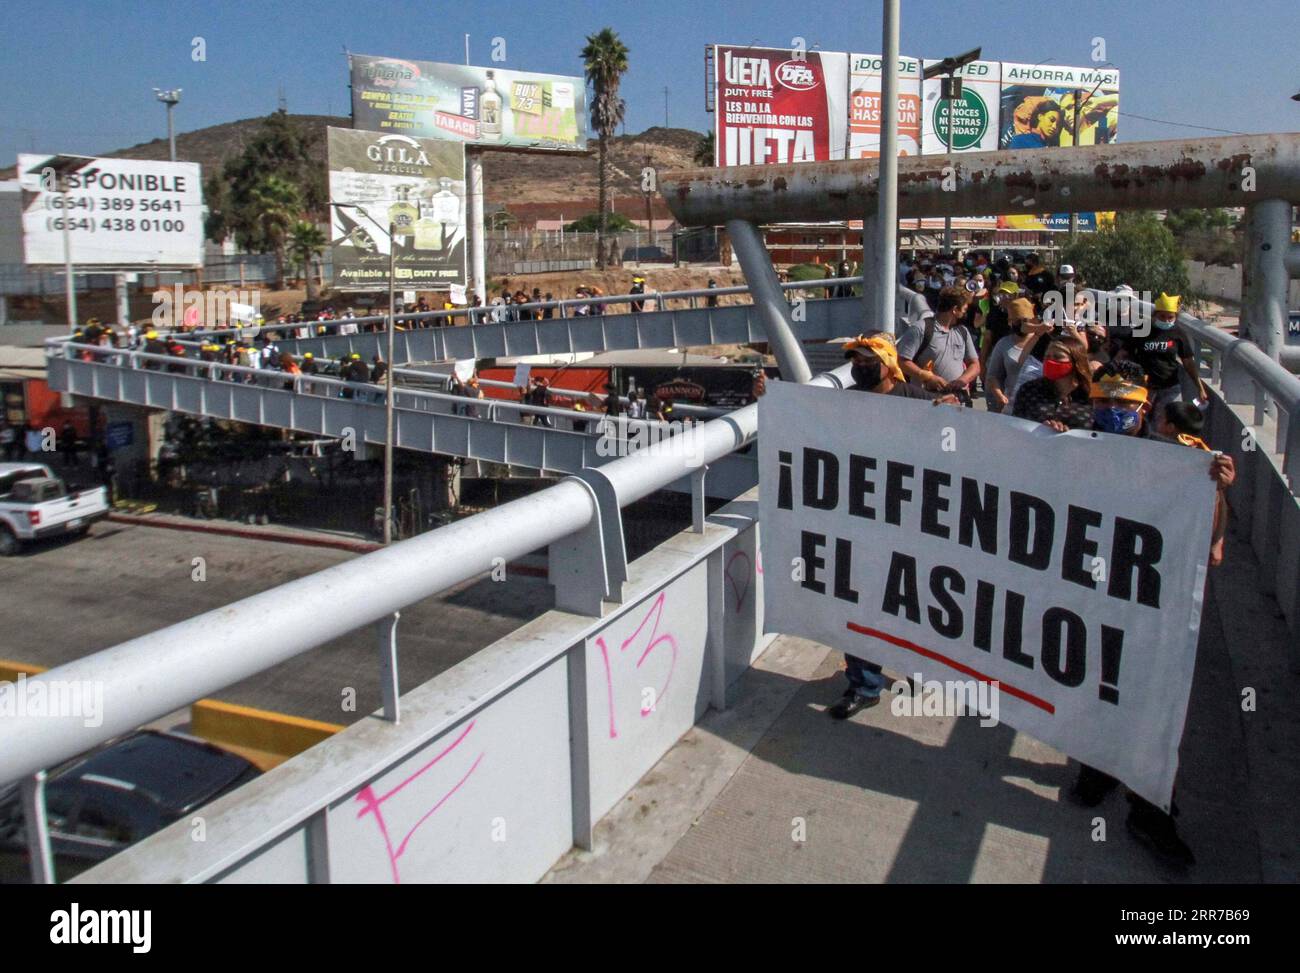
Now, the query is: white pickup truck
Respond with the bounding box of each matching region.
[0,463,109,556]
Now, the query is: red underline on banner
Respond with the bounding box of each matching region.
[846,622,1055,715]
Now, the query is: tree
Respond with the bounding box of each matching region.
[565,211,636,233]
[287,221,327,301]
[1061,211,1191,298]
[1163,208,1241,267]
[581,27,630,269]
[693,131,715,167]
[249,176,302,289]
[203,110,326,287]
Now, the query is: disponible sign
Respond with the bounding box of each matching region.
[350,54,586,152]
[18,155,203,266]
[758,382,1214,808]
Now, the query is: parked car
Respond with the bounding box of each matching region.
[0,730,262,883]
[0,462,108,556]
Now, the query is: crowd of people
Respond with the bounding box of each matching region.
[808,252,1234,871]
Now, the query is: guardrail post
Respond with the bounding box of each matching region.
[690,464,709,533]
[548,468,627,617]
[22,771,54,885]
[376,611,400,723]
[566,642,594,849]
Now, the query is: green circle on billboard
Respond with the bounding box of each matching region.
[933,89,988,150]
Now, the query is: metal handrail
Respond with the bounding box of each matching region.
[0,359,852,786]
[52,275,866,346]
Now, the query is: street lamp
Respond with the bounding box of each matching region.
[27,155,94,331]
[924,48,980,254]
[153,88,182,161]
[334,203,398,545]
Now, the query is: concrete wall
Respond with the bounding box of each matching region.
[76,492,773,884]
[1187,260,1300,309]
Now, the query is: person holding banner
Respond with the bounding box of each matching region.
[824,333,959,719]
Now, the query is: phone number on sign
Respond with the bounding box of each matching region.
[44,217,186,233]
[44,196,185,213]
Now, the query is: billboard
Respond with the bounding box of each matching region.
[921,59,1001,155]
[327,128,466,290]
[998,63,1120,231]
[17,155,203,267]
[848,54,921,158]
[350,54,586,153]
[713,46,849,166]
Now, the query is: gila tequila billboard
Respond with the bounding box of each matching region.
[350,54,587,153]
[327,127,466,290]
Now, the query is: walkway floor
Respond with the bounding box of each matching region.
[546,522,1299,883]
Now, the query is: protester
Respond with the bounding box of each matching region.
[1119,292,1207,413]
[1012,337,1094,429]
[629,275,646,313]
[896,286,981,402]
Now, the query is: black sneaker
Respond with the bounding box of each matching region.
[828,690,880,720]
[1127,801,1195,869]
[1069,765,1120,807]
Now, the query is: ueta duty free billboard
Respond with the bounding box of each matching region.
[712,45,1119,230]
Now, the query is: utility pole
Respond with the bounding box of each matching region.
[153,88,182,161]
[384,223,396,546]
[871,0,900,335]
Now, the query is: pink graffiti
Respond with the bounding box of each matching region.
[354,719,485,884]
[756,550,763,575]
[596,591,678,739]
[725,550,752,613]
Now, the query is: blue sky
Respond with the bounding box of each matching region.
[1,0,1297,166]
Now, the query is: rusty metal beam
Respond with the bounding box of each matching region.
[660,134,1300,226]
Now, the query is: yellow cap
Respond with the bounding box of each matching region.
[843,333,905,382]
[1154,293,1181,314]
[1091,374,1149,404]
[303,352,314,359]
[997,281,1020,296]
[144,330,158,339]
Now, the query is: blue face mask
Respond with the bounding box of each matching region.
[1094,406,1141,434]
[1154,318,1176,331]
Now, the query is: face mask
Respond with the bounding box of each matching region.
[1154,317,1176,331]
[851,360,883,389]
[1042,359,1073,380]
[1094,406,1141,434]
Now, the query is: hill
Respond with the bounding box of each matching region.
[3,115,707,211]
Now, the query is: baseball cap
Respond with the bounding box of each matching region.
[1059,264,1075,275]
[1006,298,1037,325]
[1091,373,1149,404]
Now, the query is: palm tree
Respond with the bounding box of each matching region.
[693,131,715,167]
[287,221,327,301]
[249,175,302,289]
[581,27,629,269]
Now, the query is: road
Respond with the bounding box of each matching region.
[0,520,553,725]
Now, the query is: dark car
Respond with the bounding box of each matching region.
[0,730,261,883]
[621,245,671,264]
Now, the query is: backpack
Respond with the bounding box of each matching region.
[914,316,972,367]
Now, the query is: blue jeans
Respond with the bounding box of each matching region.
[845,655,888,699]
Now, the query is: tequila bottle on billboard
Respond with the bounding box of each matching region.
[431,177,460,244]
[480,71,503,140]
[413,200,442,251]
[388,186,418,245]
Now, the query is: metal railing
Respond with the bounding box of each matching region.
[0,353,854,881]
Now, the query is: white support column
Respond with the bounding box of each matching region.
[469,150,487,304]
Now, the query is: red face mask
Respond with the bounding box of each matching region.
[1042,359,1073,381]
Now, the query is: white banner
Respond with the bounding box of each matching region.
[18,154,203,267]
[758,382,1215,809]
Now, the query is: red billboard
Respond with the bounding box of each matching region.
[713,46,849,166]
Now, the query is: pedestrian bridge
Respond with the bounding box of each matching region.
[6,133,1300,883]
[45,286,870,499]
